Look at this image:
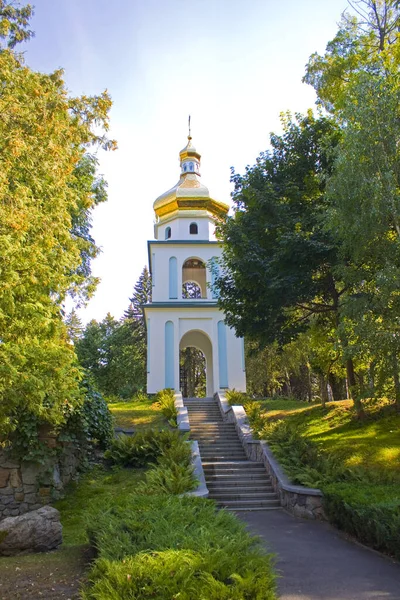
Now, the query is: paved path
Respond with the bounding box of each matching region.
[240,510,400,600]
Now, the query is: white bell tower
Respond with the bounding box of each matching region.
[143,132,246,396]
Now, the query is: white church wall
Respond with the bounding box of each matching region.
[150,243,223,302]
[155,215,217,241]
[145,305,245,395]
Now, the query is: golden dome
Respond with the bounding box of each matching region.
[153,136,229,221]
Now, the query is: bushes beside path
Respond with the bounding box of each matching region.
[244,396,400,560]
[83,495,276,600]
[57,406,277,600]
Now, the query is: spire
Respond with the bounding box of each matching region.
[179,116,201,176]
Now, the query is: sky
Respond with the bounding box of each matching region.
[20,0,349,324]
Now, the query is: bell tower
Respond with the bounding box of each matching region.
[143,132,246,396]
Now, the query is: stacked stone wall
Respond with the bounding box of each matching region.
[0,443,82,520]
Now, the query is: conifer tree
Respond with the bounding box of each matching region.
[0,2,115,435]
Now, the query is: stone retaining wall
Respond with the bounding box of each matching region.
[214,392,326,520]
[0,443,82,520]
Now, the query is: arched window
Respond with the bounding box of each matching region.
[182,258,206,298]
[165,226,171,240]
[189,222,198,235]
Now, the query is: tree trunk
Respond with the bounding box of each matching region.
[319,374,328,408]
[392,353,400,410]
[284,369,292,397]
[307,364,312,403]
[346,358,365,417]
[368,361,376,394]
[328,373,345,401]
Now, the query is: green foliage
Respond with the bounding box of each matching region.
[304,1,400,111]
[154,388,177,424]
[63,378,114,449]
[139,433,196,495]
[215,111,341,348]
[104,429,185,468]
[54,466,146,546]
[323,483,400,560]
[180,346,206,398]
[225,389,248,406]
[0,0,34,49]
[83,547,276,600]
[84,494,276,600]
[108,398,166,431]
[0,22,115,439]
[75,267,152,399]
[142,461,196,495]
[253,399,400,558]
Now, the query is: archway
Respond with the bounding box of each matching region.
[179,330,213,397]
[182,258,206,298]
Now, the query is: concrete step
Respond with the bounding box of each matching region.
[202,461,265,469]
[202,458,249,463]
[189,417,223,421]
[215,499,281,509]
[198,441,244,447]
[190,426,236,431]
[207,481,273,490]
[191,435,240,440]
[209,491,278,500]
[223,506,282,512]
[205,474,271,487]
[199,447,245,453]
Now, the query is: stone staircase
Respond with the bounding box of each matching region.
[184,397,281,511]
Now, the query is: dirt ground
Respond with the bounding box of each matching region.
[0,545,90,599]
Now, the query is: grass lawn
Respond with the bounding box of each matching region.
[257,397,318,420]
[108,398,167,430]
[263,399,400,483]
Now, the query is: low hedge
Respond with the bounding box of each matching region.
[323,483,400,560]
[84,495,276,600]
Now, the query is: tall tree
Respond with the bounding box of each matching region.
[214,112,365,414]
[305,0,400,408]
[304,0,400,111]
[0,2,116,436]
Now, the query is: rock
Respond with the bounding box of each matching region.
[0,506,62,556]
[9,469,22,488]
[0,468,10,488]
[21,462,42,485]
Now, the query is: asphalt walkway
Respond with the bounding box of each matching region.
[240,509,400,600]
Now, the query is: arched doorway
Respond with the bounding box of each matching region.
[179,330,213,397]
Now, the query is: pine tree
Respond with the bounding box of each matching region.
[65,309,84,344]
[124,266,152,324]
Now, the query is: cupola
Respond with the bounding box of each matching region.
[153,132,229,222]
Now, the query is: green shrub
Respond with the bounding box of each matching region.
[138,431,196,494]
[225,389,248,406]
[153,388,177,424]
[134,391,150,402]
[84,495,276,599]
[141,461,196,495]
[323,483,400,560]
[79,379,115,448]
[83,547,276,600]
[104,429,188,468]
